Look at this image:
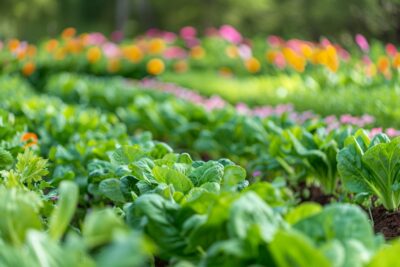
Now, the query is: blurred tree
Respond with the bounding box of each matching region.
[1,0,400,42]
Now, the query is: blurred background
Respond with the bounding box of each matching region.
[2,0,400,41]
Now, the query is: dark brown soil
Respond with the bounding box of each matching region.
[296,182,335,205]
[371,206,400,240]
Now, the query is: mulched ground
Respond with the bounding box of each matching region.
[371,206,400,240]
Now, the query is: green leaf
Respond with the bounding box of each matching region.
[294,204,376,251]
[222,165,246,189]
[82,209,127,248]
[110,145,147,165]
[189,161,224,186]
[48,181,79,241]
[228,192,283,242]
[0,148,13,169]
[16,149,48,185]
[270,230,330,267]
[152,166,193,194]
[99,178,126,202]
[367,240,400,267]
[285,202,322,225]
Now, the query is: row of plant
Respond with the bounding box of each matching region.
[1,74,400,266]
[1,26,400,81]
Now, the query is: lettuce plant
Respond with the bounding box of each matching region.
[337,129,400,211]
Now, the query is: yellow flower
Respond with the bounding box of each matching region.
[122,45,143,63]
[86,47,102,63]
[147,58,165,75]
[300,44,313,59]
[245,57,261,73]
[325,45,339,72]
[148,38,165,54]
[22,62,36,76]
[283,48,305,72]
[190,46,205,59]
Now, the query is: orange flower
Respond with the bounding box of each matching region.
[66,39,82,53]
[46,39,59,52]
[245,57,261,73]
[62,27,76,39]
[107,59,120,73]
[190,46,205,59]
[8,39,20,52]
[86,47,102,63]
[122,45,143,63]
[147,58,165,75]
[27,45,37,57]
[173,60,188,73]
[22,62,36,76]
[377,56,390,73]
[148,38,165,54]
[21,132,38,148]
[393,53,400,68]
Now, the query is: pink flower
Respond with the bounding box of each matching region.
[324,115,337,124]
[204,27,219,37]
[386,128,399,137]
[102,42,120,58]
[163,46,187,59]
[370,128,383,137]
[219,25,242,44]
[146,28,160,37]
[238,44,252,59]
[180,26,197,39]
[355,34,369,52]
[338,48,350,61]
[162,32,177,43]
[386,43,397,57]
[320,38,331,47]
[274,53,286,69]
[236,102,250,114]
[185,38,200,48]
[267,35,283,47]
[87,32,106,45]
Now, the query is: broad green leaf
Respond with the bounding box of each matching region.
[152,166,193,194]
[228,192,283,242]
[270,230,330,267]
[285,202,322,225]
[99,178,126,202]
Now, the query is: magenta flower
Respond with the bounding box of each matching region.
[180,26,197,39]
[162,32,177,43]
[386,43,397,57]
[274,53,286,69]
[355,34,369,52]
[219,25,242,44]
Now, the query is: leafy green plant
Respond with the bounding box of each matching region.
[337,129,400,210]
